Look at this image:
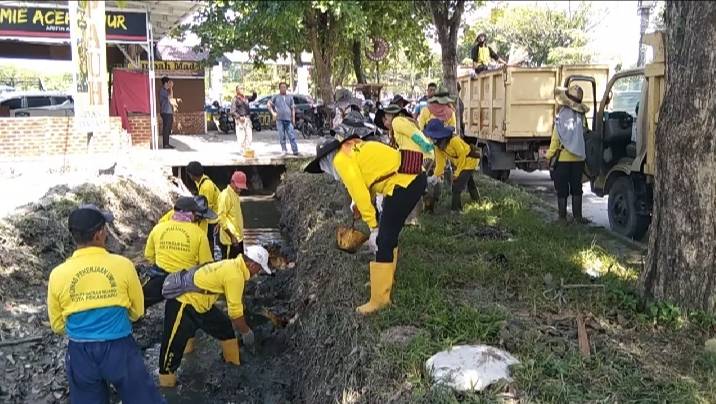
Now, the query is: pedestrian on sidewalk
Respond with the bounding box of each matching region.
[157,246,272,387]
[187,161,221,254]
[267,82,299,155]
[159,76,177,149]
[424,119,480,211]
[231,85,253,157]
[546,84,589,223]
[305,136,427,315]
[48,205,165,403]
[143,197,213,308]
[217,171,248,259]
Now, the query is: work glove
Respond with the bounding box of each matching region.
[240,329,255,347]
[367,228,379,253]
[350,200,361,219]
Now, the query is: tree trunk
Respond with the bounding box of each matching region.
[305,8,336,104]
[352,40,367,84]
[427,0,465,97]
[639,1,716,313]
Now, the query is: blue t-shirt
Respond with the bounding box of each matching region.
[159,88,172,115]
[271,94,294,121]
[67,307,132,342]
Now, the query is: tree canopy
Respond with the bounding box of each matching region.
[459,3,594,66]
[186,0,431,102]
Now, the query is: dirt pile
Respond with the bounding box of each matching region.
[0,176,174,403]
[277,172,391,402]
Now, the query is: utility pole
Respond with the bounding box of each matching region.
[637,0,655,67]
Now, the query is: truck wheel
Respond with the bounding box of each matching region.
[480,154,510,181]
[608,177,650,239]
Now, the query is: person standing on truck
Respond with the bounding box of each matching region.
[471,33,506,74]
[231,85,253,157]
[157,246,272,387]
[424,119,480,211]
[48,205,165,403]
[546,84,589,223]
[305,136,427,315]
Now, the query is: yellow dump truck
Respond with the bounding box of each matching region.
[583,32,665,239]
[458,64,609,180]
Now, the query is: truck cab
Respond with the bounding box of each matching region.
[585,32,665,239]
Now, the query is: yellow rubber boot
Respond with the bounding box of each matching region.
[159,373,176,388]
[392,248,399,266]
[183,337,196,354]
[220,338,241,365]
[356,261,395,315]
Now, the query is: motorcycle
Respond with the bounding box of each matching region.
[217,105,235,134]
[296,104,331,138]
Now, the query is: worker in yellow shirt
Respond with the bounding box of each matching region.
[47,205,165,403]
[424,119,480,211]
[157,245,272,387]
[186,161,220,252]
[305,135,426,315]
[143,196,213,308]
[158,195,217,235]
[417,87,457,131]
[375,102,435,226]
[217,171,248,259]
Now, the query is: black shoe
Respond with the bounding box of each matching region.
[572,195,589,224]
[163,144,175,149]
[557,197,568,222]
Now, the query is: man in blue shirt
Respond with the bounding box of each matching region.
[267,82,299,155]
[413,82,437,118]
[159,76,175,149]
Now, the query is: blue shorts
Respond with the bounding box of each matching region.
[66,335,165,404]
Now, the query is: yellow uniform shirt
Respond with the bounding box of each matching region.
[177,257,251,318]
[546,127,584,162]
[47,247,144,335]
[391,116,435,159]
[434,136,479,178]
[196,175,220,224]
[417,107,457,131]
[217,187,244,245]
[334,141,417,229]
[144,220,213,273]
[159,209,209,234]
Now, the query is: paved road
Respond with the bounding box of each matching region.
[507,169,610,230]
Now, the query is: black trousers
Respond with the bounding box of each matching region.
[207,223,217,255]
[159,299,235,375]
[142,266,169,308]
[220,241,244,260]
[553,161,584,198]
[452,170,480,210]
[376,173,427,263]
[161,113,173,147]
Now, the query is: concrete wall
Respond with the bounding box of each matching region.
[0,116,130,159]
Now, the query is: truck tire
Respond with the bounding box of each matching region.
[608,176,650,239]
[480,154,510,181]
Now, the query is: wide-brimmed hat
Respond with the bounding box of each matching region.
[174,196,201,213]
[555,85,589,113]
[423,118,455,140]
[428,86,455,105]
[390,94,410,107]
[304,135,359,174]
[374,104,412,130]
[336,111,375,139]
[193,195,217,221]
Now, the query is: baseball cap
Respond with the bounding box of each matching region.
[174,196,201,212]
[231,171,248,190]
[68,204,114,233]
[244,245,272,275]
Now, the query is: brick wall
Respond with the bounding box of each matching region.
[0,116,130,160]
[127,113,151,147]
[173,111,205,135]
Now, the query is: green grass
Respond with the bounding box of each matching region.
[368,176,716,403]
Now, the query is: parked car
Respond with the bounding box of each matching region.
[249,94,314,130]
[0,91,73,117]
